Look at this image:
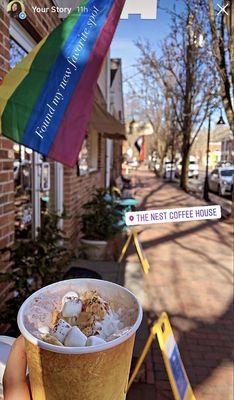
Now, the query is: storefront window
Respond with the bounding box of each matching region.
[10,37,54,238]
[79,131,99,175]
[79,139,89,175]
[13,143,33,239]
[10,39,27,68]
[10,39,33,238]
[89,130,98,171]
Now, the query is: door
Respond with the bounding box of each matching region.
[10,21,38,239]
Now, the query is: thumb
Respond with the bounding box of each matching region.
[3,335,31,400]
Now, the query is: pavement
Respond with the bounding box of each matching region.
[125,170,233,399]
[71,170,233,399]
[186,172,232,216]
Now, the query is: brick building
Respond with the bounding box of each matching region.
[0,1,125,275]
[221,135,234,164]
[110,59,125,179]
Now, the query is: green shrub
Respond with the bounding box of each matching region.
[81,189,121,241]
[0,212,71,335]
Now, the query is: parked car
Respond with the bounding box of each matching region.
[127,158,140,170]
[208,166,234,196]
[148,152,159,172]
[163,161,176,179]
[176,156,199,179]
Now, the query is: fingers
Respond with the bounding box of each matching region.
[3,335,31,400]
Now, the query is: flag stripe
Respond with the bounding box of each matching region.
[2,0,88,144]
[20,0,115,155]
[0,0,126,166]
[0,36,47,132]
[49,0,125,167]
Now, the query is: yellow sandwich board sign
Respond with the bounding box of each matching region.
[118,229,150,274]
[154,313,196,400]
[128,313,196,400]
[132,230,150,274]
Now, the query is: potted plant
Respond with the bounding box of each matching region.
[81,189,121,260]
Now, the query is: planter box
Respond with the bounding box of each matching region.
[80,238,108,261]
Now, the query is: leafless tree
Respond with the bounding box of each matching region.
[207,0,234,133]
[126,60,180,175]
[135,0,218,190]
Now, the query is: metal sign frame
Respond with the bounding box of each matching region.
[128,313,196,400]
[118,229,150,274]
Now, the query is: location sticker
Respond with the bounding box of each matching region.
[125,205,221,226]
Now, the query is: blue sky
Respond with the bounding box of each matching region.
[111,16,167,72]
[111,1,184,77]
[110,0,185,98]
[110,0,227,127]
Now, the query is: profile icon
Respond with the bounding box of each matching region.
[7,1,26,19]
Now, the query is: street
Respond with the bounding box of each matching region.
[124,170,233,400]
[172,171,232,216]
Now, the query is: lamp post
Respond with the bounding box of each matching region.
[216,108,226,126]
[170,128,176,182]
[203,109,226,201]
[203,113,211,201]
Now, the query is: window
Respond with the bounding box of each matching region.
[10,38,27,68]
[9,24,63,238]
[78,130,99,175]
[89,129,98,171]
[10,38,33,239]
[79,139,89,175]
[220,169,234,177]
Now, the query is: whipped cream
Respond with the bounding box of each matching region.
[96,310,124,339]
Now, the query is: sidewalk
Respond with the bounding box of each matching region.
[71,170,233,399]
[124,170,233,399]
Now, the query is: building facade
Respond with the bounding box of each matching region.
[221,135,234,164]
[110,58,125,182]
[0,2,125,274]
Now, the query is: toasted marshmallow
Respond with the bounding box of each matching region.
[64,326,87,347]
[86,336,106,347]
[62,298,82,318]
[97,312,120,339]
[62,291,79,305]
[64,316,79,327]
[107,327,131,342]
[38,326,50,334]
[41,333,63,347]
[52,319,71,343]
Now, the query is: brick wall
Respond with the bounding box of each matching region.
[0,5,13,271]
[23,0,60,39]
[0,2,60,272]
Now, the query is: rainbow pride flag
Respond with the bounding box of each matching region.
[0,0,125,167]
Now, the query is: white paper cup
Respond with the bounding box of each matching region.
[18,279,143,400]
